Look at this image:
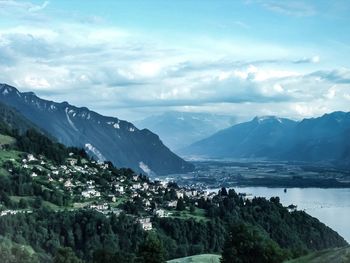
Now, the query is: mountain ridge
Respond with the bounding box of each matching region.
[0,83,194,175]
[181,112,350,167]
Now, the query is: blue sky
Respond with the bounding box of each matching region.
[0,0,350,121]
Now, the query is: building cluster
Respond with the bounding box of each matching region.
[3,152,294,232]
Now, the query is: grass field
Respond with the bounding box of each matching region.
[0,235,36,255]
[9,196,61,210]
[169,208,209,222]
[0,149,21,163]
[285,246,350,263]
[167,254,221,263]
[0,134,15,146]
[0,149,22,176]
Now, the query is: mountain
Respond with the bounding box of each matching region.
[134,111,235,151]
[284,112,350,165]
[0,101,42,134]
[181,113,350,166]
[181,116,297,159]
[0,83,194,175]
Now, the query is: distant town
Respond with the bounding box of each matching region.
[161,160,350,189]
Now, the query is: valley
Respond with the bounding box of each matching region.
[163,160,350,190]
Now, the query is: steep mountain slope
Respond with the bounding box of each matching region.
[0,101,42,134]
[181,116,297,159]
[0,83,194,175]
[135,111,235,151]
[182,113,350,166]
[282,112,350,165]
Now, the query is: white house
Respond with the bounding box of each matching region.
[64,180,73,188]
[155,209,165,218]
[176,191,184,199]
[167,200,177,208]
[114,184,124,194]
[82,189,101,198]
[27,154,36,162]
[132,183,141,190]
[138,218,153,231]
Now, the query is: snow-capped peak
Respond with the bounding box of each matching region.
[255,116,282,124]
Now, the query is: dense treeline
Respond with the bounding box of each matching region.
[155,218,226,259]
[0,192,346,262]
[0,166,71,209]
[15,129,87,164]
[0,113,87,165]
[0,209,145,262]
[220,223,287,263]
[203,190,346,253]
[151,189,346,261]
[0,236,39,263]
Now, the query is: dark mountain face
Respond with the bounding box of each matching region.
[181,116,297,159]
[0,101,46,135]
[181,113,350,167]
[134,111,235,151]
[0,84,194,175]
[284,112,350,164]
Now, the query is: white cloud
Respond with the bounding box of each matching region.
[0,4,348,122]
[134,62,163,78]
[294,55,320,64]
[234,21,251,29]
[324,86,337,99]
[28,1,49,12]
[233,65,300,81]
[253,0,316,17]
[0,0,49,17]
[24,75,51,89]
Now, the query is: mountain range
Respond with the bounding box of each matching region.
[0,83,194,175]
[181,113,350,167]
[134,111,235,151]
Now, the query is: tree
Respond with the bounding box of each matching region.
[92,249,114,263]
[176,198,185,211]
[137,234,165,263]
[189,204,195,213]
[53,247,82,263]
[33,196,43,209]
[221,223,287,263]
[220,187,228,196]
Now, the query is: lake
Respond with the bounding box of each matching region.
[211,187,350,243]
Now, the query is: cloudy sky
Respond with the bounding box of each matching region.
[1,0,350,122]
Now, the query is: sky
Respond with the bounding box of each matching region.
[0,0,350,122]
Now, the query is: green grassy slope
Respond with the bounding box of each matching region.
[0,134,15,146]
[286,246,350,263]
[167,254,221,263]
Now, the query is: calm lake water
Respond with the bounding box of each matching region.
[211,187,350,243]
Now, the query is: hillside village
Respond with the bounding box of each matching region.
[0,144,225,231]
